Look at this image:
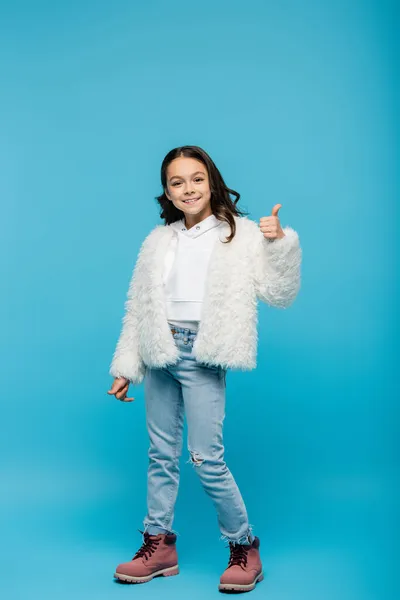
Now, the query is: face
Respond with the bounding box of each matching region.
[164,157,212,227]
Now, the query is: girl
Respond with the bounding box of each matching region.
[107,145,302,593]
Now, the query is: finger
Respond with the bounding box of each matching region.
[259,221,275,228]
[120,396,135,402]
[115,382,129,398]
[271,203,282,217]
[115,383,129,399]
[259,217,278,226]
[108,382,122,394]
[107,378,127,394]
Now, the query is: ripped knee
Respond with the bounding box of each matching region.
[188,450,204,467]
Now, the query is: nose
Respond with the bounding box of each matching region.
[184,187,195,196]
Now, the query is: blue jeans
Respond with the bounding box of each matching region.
[142,322,255,545]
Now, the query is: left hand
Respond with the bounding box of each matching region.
[259,204,286,240]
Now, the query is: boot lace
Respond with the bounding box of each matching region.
[227,542,249,568]
[133,530,160,561]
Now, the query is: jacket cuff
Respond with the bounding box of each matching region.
[263,226,300,259]
[109,358,146,385]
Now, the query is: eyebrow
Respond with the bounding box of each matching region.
[169,170,206,181]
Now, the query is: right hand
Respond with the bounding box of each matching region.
[107,377,135,402]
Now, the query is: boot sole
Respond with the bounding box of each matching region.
[218,572,264,592]
[114,565,179,583]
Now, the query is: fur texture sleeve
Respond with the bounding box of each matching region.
[109,244,147,384]
[252,225,302,308]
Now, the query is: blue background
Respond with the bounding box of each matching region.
[1,1,398,598]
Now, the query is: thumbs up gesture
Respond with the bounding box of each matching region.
[259,204,286,240]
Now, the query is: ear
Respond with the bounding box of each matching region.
[164,187,171,201]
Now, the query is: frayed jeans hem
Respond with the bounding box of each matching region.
[219,526,255,546]
[143,523,179,537]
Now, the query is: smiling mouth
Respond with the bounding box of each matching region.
[183,198,200,204]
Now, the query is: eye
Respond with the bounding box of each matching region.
[171,182,182,186]
[194,178,204,182]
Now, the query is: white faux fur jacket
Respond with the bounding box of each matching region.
[109,215,302,384]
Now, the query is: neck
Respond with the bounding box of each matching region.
[184,207,213,229]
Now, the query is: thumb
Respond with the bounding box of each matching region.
[271,203,282,217]
[107,379,125,394]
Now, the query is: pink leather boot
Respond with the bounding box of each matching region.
[114,531,179,584]
[219,536,263,592]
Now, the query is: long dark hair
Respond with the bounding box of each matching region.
[155,145,248,243]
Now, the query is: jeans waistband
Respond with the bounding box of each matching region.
[168,322,198,336]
